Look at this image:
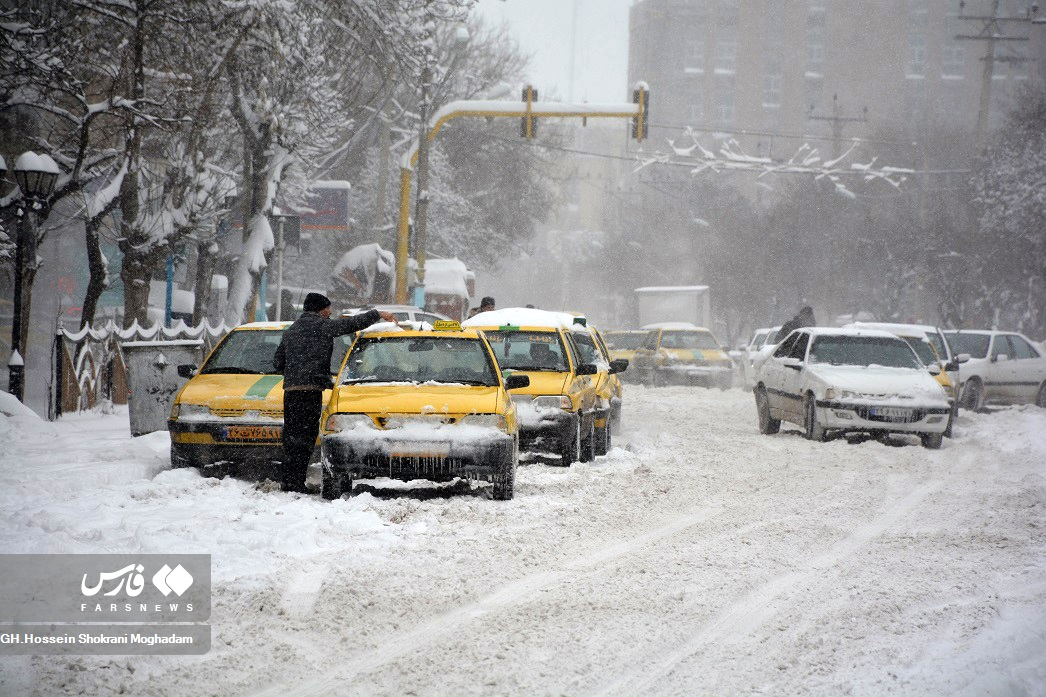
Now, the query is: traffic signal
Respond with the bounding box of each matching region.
[631,87,650,141]
[521,86,538,139]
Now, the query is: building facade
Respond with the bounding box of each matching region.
[628,0,1046,162]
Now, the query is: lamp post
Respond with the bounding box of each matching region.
[8,151,60,402]
[411,20,470,308]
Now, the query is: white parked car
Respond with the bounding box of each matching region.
[844,321,963,437]
[737,326,781,391]
[341,304,449,327]
[943,330,1046,410]
[753,327,952,448]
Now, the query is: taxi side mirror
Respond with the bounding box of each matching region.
[609,359,629,374]
[177,364,197,379]
[576,363,597,376]
[504,374,530,390]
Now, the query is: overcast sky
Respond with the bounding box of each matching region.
[472,0,635,104]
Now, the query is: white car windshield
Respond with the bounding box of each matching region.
[946,332,990,359]
[808,336,922,369]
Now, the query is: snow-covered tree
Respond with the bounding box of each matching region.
[971,84,1046,336]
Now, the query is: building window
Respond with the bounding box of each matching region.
[715,78,734,128]
[805,76,824,113]
[908,32,926,77]
[763,64,782,107]
[717,0,739,27]
[689,101,704,124]
[942,43,964,78]
[716,38,737,73]
[685,36,704,74]
[806,6,825,74]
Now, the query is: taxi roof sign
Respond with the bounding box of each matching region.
[432,320,463,331]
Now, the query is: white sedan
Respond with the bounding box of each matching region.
[753,327,952,448]
[944,329,1046,410]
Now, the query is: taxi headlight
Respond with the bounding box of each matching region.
[172,403,210,420]
[533,395,572,410]
[459,414,508,431]
[325,413,373,432]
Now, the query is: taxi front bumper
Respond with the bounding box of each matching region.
[168,419,285,467]
[321,430,514,483]
[657,363,733,386]
[515,408,577,450]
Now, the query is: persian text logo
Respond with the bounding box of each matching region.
[80,563,194,598]
[81,564,146,597]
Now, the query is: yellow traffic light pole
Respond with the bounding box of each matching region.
[395,84,650,304]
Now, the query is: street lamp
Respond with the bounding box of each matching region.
[8,151,60,402]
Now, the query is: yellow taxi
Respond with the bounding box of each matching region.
[572,321,628,454]
[603,330,647,365]
[592,328,628,435]
[167,322,356,475]
[632,322,734,389]
[463,308,605,466]
[319,321,530,500]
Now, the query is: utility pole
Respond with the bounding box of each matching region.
[956,0,1040,147]
[412,0,435,309]
[807,94,867,161]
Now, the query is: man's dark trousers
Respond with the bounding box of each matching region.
[282,389,324,493]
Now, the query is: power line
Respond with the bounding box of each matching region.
[487,134,969,177]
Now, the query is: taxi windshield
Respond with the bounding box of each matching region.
[202,330,283,375]
[606,332,645,350]
[484,330,569,372]
[660,331,719,350]
[341,336,499,386]
[808,336,922,369]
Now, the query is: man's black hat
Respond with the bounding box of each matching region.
[480,296,495,309]
[303,292,332,312]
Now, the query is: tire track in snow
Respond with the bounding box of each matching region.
[247,505,725,697]
[591,479,941,697]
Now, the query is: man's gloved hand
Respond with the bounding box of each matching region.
[378,311,397,323]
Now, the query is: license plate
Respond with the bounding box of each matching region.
[869,407,912,418]
[224,425,282,441]
[388,441,451,457]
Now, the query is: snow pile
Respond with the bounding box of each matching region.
[0,390,39,419]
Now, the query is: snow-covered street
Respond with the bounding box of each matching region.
[2,386,1045,696]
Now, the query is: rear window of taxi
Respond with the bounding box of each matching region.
[485,330,570,372]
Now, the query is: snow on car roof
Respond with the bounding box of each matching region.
[238,321,293,330]
[846,321,941,337]
[942,328,1007,336]
[641,322,703,330]
[424,258,470,297]
[803,326,907,340]
[463,307,587,332]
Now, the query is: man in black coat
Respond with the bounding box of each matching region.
[774,306,816,343]
[273,293,396,493]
